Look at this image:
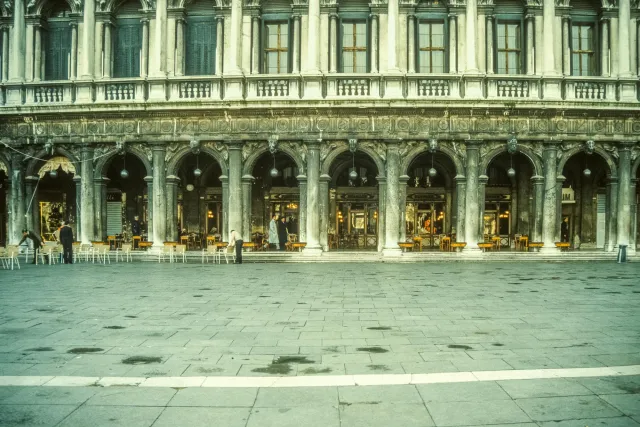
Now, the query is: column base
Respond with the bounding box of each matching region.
[302,246,323,256]
[382,247,403,257]
[461,246,483,257]
[539,245,560,254]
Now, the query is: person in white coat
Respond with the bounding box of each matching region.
[229,229,243,264]
[268,215,279,250]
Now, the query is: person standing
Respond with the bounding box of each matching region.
[18,229,43,264]
[59,221,74,264]
[229,229,243,264]
[131,216,141,236]
[561,217,569,243]
[278,217,288,251]
[268,215,279,250]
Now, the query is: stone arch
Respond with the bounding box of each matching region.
[632,153,640,178]
[557,145,618,178]
[99,0,151,13]
[405,158,455,188]
[166,145,227,176]
[25,147,81,177]
[401,144,464,177]
[479,144,543,177]
[94,146,152,179]
[27,0,79,16]
[330,154,380,187]
[0,153,11,176]
[321,144,385,177]
[242,143,305,176]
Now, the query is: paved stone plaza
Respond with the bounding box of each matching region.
[0,261,639,426]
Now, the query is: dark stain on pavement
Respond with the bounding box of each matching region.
[357,347,389,353]
[121,356,162,365]
[448,345,473,350]
[68,348,104,354]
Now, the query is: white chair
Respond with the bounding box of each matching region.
[219,244,235,264]
[174,244,187,263]
[0,247,8,269]
[159,245,174,263]
[115,244,132,262]
[72,243,82,263]
[78,244,93,262]
[202,245,217,264]
[5,246,21,270]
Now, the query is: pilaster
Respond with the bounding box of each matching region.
[617,144,632,246]
[24,175,39,236]
[242,174,254,239]
[478,175,488,241]
[531,175,544,243]
[463,140,481,252]
[377,176,386,252]
[606,177,618,252]
[166,175,180,242]
[220,174,229,240]
[399,175,409,242]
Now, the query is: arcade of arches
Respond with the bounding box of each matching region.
[1,139,638,254]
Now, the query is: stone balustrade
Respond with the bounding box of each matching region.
[0,74,637,107]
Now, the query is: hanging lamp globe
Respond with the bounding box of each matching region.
[349,169,358,180]
[583,168,591,177]
[507,167,516,178]
[270,167,279,178]
[49,169,58,179]
[120,169,129,179]
[193,168,202,178]
[428,167,437,178]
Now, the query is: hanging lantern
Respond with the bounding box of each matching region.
[583,168,591,177]
[194,168,202,178]
[270,167,279,178]
[120,169,129,179]
[428,167,437,178]
[49,169,58,179]
[349,169,358,180]
[507,167,516,178]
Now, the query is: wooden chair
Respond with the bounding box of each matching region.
[439,236,451,252]
[519,235,529,251]
[413,236,423,252]
[555,242,571,251]
[528,242,544,252]
[292,242,307,252]
[478,243,493,252]
[450,242,467,252]
[398,242,413,252]
[491,236,501,251]
[132,236,141,250]
[328,234,338,250]
[206,235,217,247]
[115,244,133,262]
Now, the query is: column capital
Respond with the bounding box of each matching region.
[556,175,565,183]
[376,175,387,184]
[399,174,410,184]
[94,176,111,184]
[297,174,308,183]
[25,175,39,183]
[543,139,562,149]
[219,174,229,183]
[242,174,255,183]
[303,138,323,149]
[143,175,153,183]
[531,174,545,183]
[607,176,619,184]
[617,141,635,151]
[479,175,489,184]
[149,143,166,152]
[454,174,467,182]
[464,140,483,149]
[80,145,94,154]
[225,140,244,150]
[319,174,331,182]
[166,175,181,184]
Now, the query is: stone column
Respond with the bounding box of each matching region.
[297,175,307,242]
[370,14,378,74]
[305,0,321,74]
[606,178,618,252]
[166,13,176,76]
[94,177,107,241]
[216,17,224,76]
[449,14,457,73]
[25,21,34,81]
[2,26,9,81]
[478,175,488,241]
[466,0,479,73]
[242,175,253,239]
[407,14,416,73]
[141,19,150,78]
[377,176,386,252]
[80,147,95,244]
[293,15,301,73]
[619,0,631,77]
[534,14,543,74]
[486,15,494,74]
[387,0,400,72]
[94,20,103,78]
[227,143,243,239]
[220,175,229,239]
[10,0,26,81]
[24,176,39,235]
[526,14,535,75]
[383,142,401,255]
[561,16,570,75]
[166,175,179,242]
[319,174,330,250]
[630,179,637,252]
[555,176,563,242]
[151,0,168,77]
[399,175,409,242]
[455,175,466,241]
[531,176,544,243]
[70,22,78,79]
[144,176,153,241]
[610,17,619,76]
[251,16,260,74]
[304,141,322,254]
[541,142,559,250]
[103,23,112,78]
[175,18,185,76]
[617,144,632,245]
[517,167,531,235]
[464,141,481,249]
[542,0,556,75]
[445,188,453,233]
[602,18,610,77]
[101,178,108,241]
[33,24,41,81]
[151,145,167,247]
[580,179,593,243]
[80,0,95,78]
[227,0,243,75]
[510,183,518,235]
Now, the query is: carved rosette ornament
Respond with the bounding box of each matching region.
[190,139,201,154]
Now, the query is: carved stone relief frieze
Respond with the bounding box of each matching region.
[320,141,345,164]
[398,140,419,158]
[479,140,504,160]
[360,141,387,162]
[165,142,181,162]
[130,143,153,163]
[242,141,261,161]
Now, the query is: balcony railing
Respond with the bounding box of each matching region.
[0,74,637,107]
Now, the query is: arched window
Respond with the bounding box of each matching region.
[114,0,143,78]
[185,0,217,76]
[43,1,73,80]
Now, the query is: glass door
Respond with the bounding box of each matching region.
[336,202,377,249]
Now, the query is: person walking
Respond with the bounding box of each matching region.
[229,229,243,264]
[268,215,279,250]
[18,229,43,264]
[59,221,74,264]
[278,217,288,251]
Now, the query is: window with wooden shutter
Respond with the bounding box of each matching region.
[45,22,71,80]
[114,19,142,78]
[185,17,216,76]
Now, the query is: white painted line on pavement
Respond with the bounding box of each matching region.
[0,365,636,389]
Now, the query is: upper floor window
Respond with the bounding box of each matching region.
[114,18,142,78]
[44,1,72,80]
[571,23,596,76]
[185,16,216,75]
[264,21,289,74]
[496,21,522,74]
[418,21,446,73]
[341,20,368,73]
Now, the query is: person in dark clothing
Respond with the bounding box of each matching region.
[561,217,569,243]
[229,229,243,264]
[59,221,74,264]
[131,216,141,236]
[18,229,43,264]
[278,217,288,251]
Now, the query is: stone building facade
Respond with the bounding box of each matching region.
[0,0,639,254]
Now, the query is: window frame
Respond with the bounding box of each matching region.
[113,17,143,78]
[493,14,525,75]
[569,17,599,77]
[44,19,72,81]
[260,14,292,74]
[338,13,370,74]
[415,13,448,74]
[184,14,217,76]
